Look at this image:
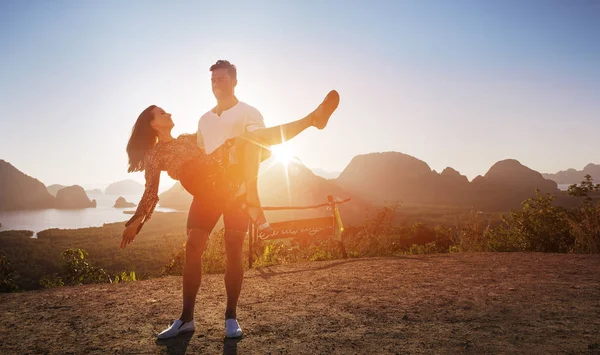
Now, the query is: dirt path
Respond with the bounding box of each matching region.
[1,253,599,354]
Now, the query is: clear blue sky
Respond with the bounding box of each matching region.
[1,0,599,190]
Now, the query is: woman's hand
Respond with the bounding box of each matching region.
[120,217,142,249]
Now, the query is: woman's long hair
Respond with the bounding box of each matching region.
[126,105,158,173]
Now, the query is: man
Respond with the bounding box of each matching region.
[158,60,266,340]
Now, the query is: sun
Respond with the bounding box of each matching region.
[271,143,295,166]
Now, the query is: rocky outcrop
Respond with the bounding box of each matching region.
[55,186,97,209]
[0,160,55,211]
[114,197,136,208]
[105,180,144,195]
[158,182,192,211]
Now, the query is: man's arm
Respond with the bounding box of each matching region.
[245,107,271,161]
[245,106,266,132]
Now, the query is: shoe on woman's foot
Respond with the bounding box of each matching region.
[311,90,340,130]
[238,196,273,234]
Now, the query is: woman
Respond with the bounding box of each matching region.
[120,90,339,248]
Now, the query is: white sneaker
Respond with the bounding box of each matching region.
[157,319,195,339]
[225,318,242,338]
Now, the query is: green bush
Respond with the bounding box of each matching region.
[486,191,573,252]
[39,276,64,288]
[60,248,112,285]
[0,252,19,292]
[113,271,137,283]
[40,248,137,288]
[566,175,600,253]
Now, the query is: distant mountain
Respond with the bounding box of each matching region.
[157,182,191,211]
[47,184,66,197]
[335,152,560,211]
[157,152,577,217]
[310,168,341,180]
[469,159,559,210]
[542,163,600,185]
[0,160,55,211]
[85,189,103,195]
[105,180,144,195]
[55,186,97,209]
[256,160,368,223]
[336,152,434,205]
[158,158,369,225]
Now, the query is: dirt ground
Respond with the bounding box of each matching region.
[1,253,599,354]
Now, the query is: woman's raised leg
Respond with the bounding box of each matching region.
[233,90,339,232]
[240,90,339,147]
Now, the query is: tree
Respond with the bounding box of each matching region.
[567,175,600,253]
[491,191,572,253]
[567,174,600,204]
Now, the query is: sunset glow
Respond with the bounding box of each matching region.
[271,143,295,166]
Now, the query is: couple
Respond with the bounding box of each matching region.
[120,60,340,340]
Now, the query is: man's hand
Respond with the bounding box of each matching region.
[120,217,142,249]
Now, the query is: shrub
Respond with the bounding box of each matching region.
[0,252,19,292]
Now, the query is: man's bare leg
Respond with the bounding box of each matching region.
[179,228,209,322]
[224,229,246,320]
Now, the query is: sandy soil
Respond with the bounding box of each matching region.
[1,253,599,354]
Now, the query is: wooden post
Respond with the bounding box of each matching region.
[328,195,347,259]
[248,223,254,269]
[339,231,348,259]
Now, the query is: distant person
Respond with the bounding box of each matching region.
[120,63,339,339]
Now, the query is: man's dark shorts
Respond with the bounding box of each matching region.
[187,193,249,234]
[186,143,271,235]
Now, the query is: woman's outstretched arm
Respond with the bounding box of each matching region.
[120,157,161,249]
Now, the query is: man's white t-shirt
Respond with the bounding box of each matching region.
[197,101,265,154]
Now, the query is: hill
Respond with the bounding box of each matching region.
[1,253,598,354]
[0,160,102,211]
[105,180,145,195]
[0,154,585,213]
[335,153,562,211]
[55,185,97,209]
[310,167,341,179]
[542,163,600,184]
[0,159,55,211]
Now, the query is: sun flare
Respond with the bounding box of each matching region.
[271,143,295,166]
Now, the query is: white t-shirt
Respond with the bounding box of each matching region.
[197,101,265,154]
